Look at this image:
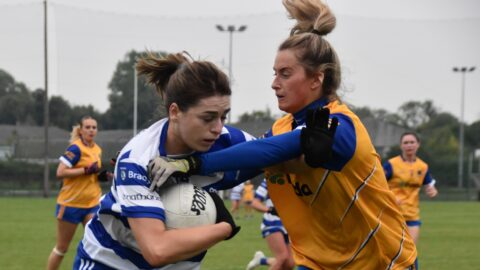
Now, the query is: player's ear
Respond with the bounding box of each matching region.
[169,103,181,122]
[311,72,324,90]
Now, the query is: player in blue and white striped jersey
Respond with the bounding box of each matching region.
[73,52,259,270]
[246,179,294,270]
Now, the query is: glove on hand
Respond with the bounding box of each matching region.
[147,156,201,191]
[267,206,278,216]
[97,170,113,182]
[84,161,100,175]
[208,191,241,240]
[300,107,338,168]
[110,151,120,166]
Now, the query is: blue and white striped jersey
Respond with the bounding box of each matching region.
[75,118,254,270]
[229,183,244,201]
[254,179,287,238]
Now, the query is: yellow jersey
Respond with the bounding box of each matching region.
[384,156,431,221]
[242,183,255,202]
[57,139,102,208]
[265,99,417,269]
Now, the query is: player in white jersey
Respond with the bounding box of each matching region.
[246,179,294,270]
[73,52,257,270]
[229,183,244,218]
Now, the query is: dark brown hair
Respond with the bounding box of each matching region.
[400,132,420,143]
[136,51,231,113]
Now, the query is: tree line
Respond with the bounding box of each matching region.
[0,50,165,131]
[1,50,479,187]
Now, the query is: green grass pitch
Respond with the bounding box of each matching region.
[0,198,479,269]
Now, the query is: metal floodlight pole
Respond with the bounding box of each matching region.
[452,66,476,188]
[43,0,50,198]
[215,24,247,123]
[133,64,138,136]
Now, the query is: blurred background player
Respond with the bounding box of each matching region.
[242,180,255,218]
[383,131,439,244]
[47,116,103,270]
[230,182,244,218]
[247,179,294,270]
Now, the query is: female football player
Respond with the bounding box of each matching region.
[147,0,418,268]
[72,51,307,270]
[246,179,294,270]
[229,182,244,218]
[47,116,103,270]
[383,132,438,243]
[242,180,255,218]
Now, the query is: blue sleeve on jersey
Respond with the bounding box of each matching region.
[422,168,433,185]
[62,144,81,167]
[225,125,249,144]
[115,162,149,188]
[199,130,302,174]
[383,161,393,180]
[203,169,262,191]
[321,113,356,171]
[115,161,166,220]
[263,129,273,138]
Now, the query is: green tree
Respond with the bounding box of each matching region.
[238,108,274,123]
[396,100,437,129]
[417,112,460,186]
[49,95,72,129]
[103,50,166,129]
[0,84,33,125]
[0,69,15,96]
[466,120,480,150]
[30,89,45,125]
[71,105,102,129]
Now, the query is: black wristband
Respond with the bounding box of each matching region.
[186,156,201,174]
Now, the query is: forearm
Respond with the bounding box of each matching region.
[199,130,302,174]
[250,199,268,213]
[56,166,85,178]
[130,218,230,266]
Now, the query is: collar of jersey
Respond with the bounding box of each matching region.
[292,97,329,127]
[159,120,169,156]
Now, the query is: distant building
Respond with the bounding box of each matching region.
[0,118,405,162]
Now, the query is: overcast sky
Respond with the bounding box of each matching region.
[1,0,479,123]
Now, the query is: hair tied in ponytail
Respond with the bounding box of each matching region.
[310,29,323,36]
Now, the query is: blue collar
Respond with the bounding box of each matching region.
[159,120,169,156]
[292,98,329,127]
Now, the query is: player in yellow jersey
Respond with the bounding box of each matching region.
[242,180,255,218]
[147,0,418,268]
[47,116,104,270]
[383,132,438,244]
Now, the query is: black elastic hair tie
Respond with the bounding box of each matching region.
[311,29,322,36]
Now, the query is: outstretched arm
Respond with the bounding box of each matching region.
[199,130,302,174]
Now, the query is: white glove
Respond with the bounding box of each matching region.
[147,157,191,191]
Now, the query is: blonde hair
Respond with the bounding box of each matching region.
[136,51,231,113]
[69,116,95,143]
[280,0,341,101]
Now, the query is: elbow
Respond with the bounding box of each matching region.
[56,168,67,179]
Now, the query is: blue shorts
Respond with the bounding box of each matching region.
[406,220,422,227]
[55,204,99,224]
[262,228,289,244]
[73,255,116,270]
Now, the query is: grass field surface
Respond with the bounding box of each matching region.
[1,198,479,269]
